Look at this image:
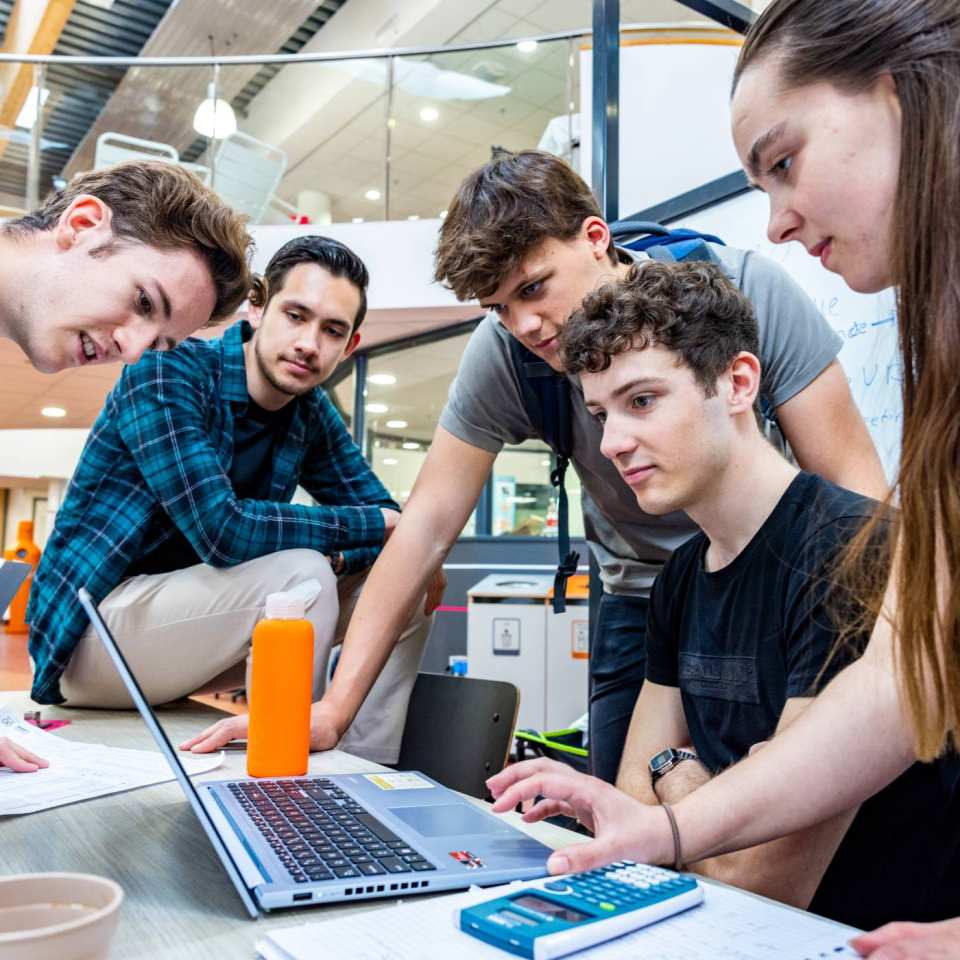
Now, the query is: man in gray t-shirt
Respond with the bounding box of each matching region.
[302,151,887,783]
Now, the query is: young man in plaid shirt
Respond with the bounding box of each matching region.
[30,236,440,765]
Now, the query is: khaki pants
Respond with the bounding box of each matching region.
[60,549,432,764]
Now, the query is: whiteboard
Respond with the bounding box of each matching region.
[672,189,900,483]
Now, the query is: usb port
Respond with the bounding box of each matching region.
[293,892,312,902]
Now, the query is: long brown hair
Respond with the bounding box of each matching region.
[735,0,960,760]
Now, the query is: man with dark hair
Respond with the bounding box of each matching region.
[490,260,960,931]
[0,160,251,373]
[30,236,437,765]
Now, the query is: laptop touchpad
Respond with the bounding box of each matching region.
[390,803,505,838]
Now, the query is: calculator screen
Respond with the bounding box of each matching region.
[513,894,591,924]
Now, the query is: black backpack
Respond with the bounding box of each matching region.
[508,222,725,613]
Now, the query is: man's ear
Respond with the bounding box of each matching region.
[727,351,762,414]
[581,216,614,264]
[54,195,112,251]
[343,331,361,359]
[246,301,263,330]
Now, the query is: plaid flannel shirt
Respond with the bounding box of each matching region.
[28,321,397,704]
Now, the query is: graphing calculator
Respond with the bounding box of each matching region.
[459,861,703,959]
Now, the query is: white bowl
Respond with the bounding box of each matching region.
[0,873,123,960]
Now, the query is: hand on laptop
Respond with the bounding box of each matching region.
[180,701,345,754]
[487,757,674,875]
[0,735,49,773]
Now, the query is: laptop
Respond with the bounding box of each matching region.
[77,587,552,917]
[0,560,31,614]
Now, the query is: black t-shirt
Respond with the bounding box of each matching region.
[230,399,294,501]
[646,471,960,929]
[127,400,295,577]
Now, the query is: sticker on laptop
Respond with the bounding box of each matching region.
[365,772,434,791]
[450,850,486,869]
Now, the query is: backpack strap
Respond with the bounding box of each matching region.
[508,336,580,613]
[610,220,725,265]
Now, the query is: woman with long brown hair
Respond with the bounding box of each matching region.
[488,1,960,954]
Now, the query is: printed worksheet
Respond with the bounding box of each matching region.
[257,881,859,960]
[0,707,223,815]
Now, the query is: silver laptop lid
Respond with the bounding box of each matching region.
[77,587,259,920]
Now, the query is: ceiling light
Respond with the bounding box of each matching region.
[369,373,396,385]
[516,40,538,54]
[386,419,408,429]
[366,402,388,413]
[192,81,237,139]
[41,406,66,418]
[352,217,365,223]
[419,106,439,123]
[365,189,382,201]
[16,87,50,130]
[540,459,551,466]
[402,441,421,450]
[383,457,398,466]
[439,209,448,219]
[407,215,420,221]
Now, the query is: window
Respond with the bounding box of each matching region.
[363,329,477,535]
[492,442,584,538]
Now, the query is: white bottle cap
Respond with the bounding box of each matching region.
[264,592,306,620]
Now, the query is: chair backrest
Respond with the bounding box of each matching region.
[211,130,287,223]
[397,672,519,800]
[94,132,179,169]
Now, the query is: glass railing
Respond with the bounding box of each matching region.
[0,4,745,224]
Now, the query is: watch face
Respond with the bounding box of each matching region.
[650,748,674,773]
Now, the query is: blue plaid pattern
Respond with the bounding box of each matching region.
[28,321,396,704]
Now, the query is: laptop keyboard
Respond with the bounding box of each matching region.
[227,778,438,884]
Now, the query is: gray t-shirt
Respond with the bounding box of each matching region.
[439,246,844,596]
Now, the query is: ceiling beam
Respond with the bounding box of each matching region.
[0,0,76,160]
[63,0,319,178]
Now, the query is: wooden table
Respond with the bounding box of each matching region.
[0,691,581,959]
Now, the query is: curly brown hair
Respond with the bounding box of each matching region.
[435,149,616,302]
[559,259,759,396]
[6,160,252,325]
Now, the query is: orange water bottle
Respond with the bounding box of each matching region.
[247,592,314,778]
[4,521,41,634]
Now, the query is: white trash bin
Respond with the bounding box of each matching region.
[467,574,590,733]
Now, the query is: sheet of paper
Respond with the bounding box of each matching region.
[256,880,860,960]
[0,706,223,815]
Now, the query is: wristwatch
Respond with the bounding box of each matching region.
[649,747,699,784]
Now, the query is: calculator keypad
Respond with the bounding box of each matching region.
[564,861,697,909]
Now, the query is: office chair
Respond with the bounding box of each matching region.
[397,671,519,800]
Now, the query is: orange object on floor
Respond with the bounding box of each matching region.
[4,521,41,635]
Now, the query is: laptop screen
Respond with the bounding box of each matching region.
[77,587,259,919]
